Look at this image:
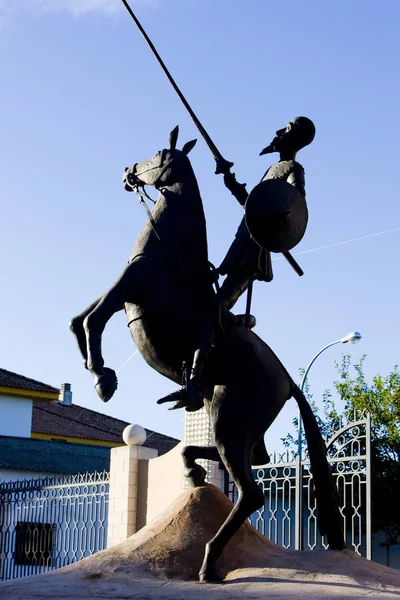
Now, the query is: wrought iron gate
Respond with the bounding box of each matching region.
[0,471,109,581]
[226,411,371,557]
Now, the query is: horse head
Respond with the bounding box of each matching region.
[124,126,197,191]
[125,126,207,270]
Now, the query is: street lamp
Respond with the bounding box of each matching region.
[294,331,362,550]
[299,332,362,393]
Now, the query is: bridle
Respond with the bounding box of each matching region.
[124,154,174,252]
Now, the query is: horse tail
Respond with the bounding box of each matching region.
[292,383,346,550]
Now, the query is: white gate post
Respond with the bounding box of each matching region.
[107,428,157,548]
[365,411,372,560]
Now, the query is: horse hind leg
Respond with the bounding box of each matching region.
[252,436,270,466]
[181,445,221,487]
[199,434,264,583]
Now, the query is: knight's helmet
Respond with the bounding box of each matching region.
[291,116,316,151]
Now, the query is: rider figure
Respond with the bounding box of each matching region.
[159,116,316,411]
[218,116,315,310]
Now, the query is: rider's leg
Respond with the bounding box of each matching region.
[157,298,221,411]
[192,325,215,378]
[218,269,257,329]
[157,274,256,411]
[157,361,195,410]
[158,270,258,412]
[218,269,250,311]
[156,322,214,411]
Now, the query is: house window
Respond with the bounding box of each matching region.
[14,522,54,566]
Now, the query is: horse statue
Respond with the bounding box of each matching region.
[70,126,345,583]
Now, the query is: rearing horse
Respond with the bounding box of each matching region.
[70,127,345,583]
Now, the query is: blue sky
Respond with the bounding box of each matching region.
[1,0,399,449]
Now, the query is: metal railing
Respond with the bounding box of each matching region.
[0,471,110,581]
[226,411,371,557]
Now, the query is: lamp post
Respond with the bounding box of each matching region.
[294,331,362,551]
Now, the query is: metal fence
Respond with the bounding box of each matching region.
[0,471,110,581]
[226,411,371,557]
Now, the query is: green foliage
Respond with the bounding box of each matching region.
[282,355,400,548]
[333,355,400,454]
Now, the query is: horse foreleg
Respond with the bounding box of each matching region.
[69,296,103,368]
[181,445,221,487]
[84,263,137,402]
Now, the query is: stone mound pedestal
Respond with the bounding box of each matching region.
[1,485,400,599]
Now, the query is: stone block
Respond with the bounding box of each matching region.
[109,484,124,499]
[113,497,130,513]
[121,510,137,528]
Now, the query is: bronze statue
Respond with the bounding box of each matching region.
[70,125,344,583]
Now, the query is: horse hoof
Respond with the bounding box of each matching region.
[184,465,207,487]
[94,368,118,403]
[198,565,223,584]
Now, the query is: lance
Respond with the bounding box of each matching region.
[119,0,304,277]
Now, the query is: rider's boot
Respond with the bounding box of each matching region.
[157,359,205,412]
[156,384,204,412]
[157,387,191,410]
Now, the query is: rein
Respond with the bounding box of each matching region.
[133,185,163,248]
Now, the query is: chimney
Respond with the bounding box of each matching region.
[59,383,73,406]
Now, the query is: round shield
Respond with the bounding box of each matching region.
[245,179,308,252]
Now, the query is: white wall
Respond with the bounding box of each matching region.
[144,441,223,526]
[0,395,33,438]
[145,442,185,525]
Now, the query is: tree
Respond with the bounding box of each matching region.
[283,355,400,565]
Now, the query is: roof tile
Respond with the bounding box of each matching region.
[0,368,59,394]
[32,401,180,455]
